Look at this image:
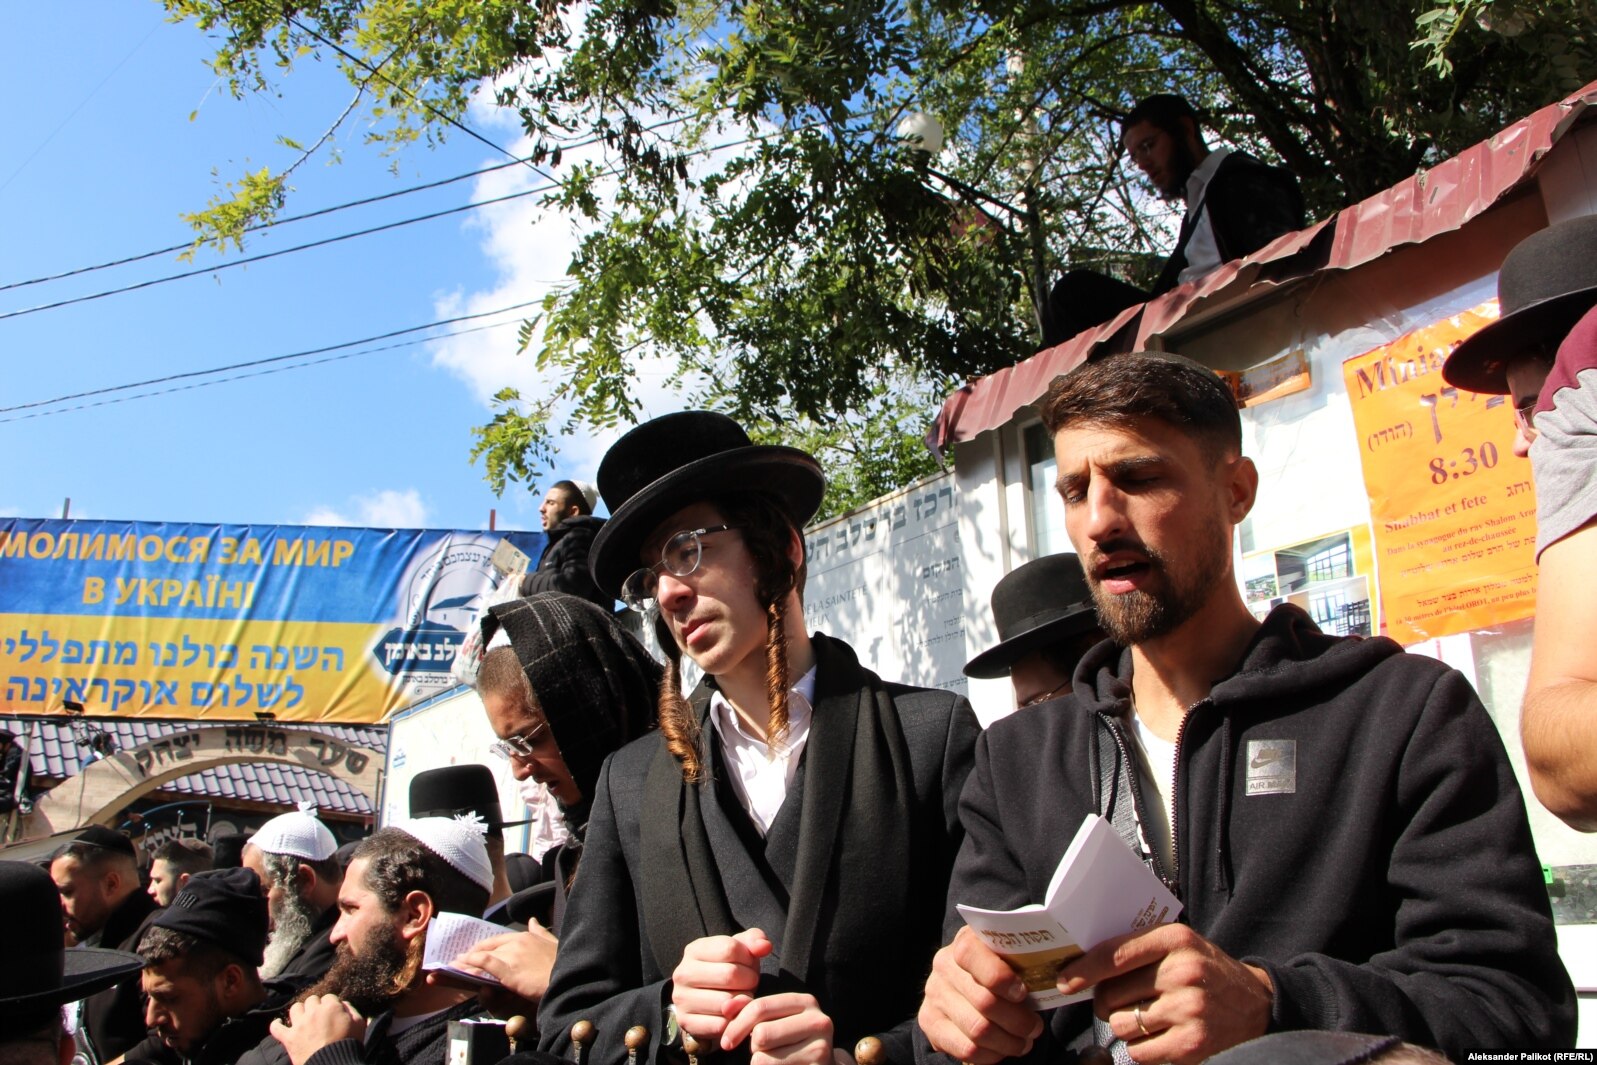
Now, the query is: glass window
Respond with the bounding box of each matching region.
[1024,422,1068,556]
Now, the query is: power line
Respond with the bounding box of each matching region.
[0,299,541,415]
[0,116,693,295]
[0,184,557,323]
[0,317,523,425]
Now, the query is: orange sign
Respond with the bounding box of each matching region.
[1342,302,1538,645]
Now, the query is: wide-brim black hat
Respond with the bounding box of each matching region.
[589,411,826,600]
[1443,215,1597,394]
[964,554,1099,679]
[0,861,144,1023]
[409,765,516,837]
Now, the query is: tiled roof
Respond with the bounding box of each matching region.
[1,716,386,816]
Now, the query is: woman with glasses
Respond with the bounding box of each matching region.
[538,411,980,1065]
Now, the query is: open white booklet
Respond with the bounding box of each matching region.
[956,813,1181,1010]
[421,912,509,987]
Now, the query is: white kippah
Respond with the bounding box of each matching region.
[572,479,600,512]
[392,815,493,893]
[251,800,338,861]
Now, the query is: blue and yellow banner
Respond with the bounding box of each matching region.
[0,519,544,722]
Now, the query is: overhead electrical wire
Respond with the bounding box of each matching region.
[0,317,524,424]
[0,298,541,418]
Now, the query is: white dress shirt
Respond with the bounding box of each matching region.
[1176,146,1233,285]
[709,662,818,836]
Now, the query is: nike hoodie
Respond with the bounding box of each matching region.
[930,604,1575,1060]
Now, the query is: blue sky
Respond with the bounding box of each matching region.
[1,4,671,533]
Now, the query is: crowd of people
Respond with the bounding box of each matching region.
[4,98,1596,1065]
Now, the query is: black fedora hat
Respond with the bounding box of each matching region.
[1443,215,1597,394]
[0,860,144,1024]
[964,554,1100,679]
[410,765,519,838]
[588,411,826,600]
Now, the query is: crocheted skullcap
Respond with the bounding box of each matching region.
[249,801,338,861]
[391,815,493,892]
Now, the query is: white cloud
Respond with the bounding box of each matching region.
[302,488,431,528]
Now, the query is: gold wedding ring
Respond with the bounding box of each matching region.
[1133,1000,1150,1038]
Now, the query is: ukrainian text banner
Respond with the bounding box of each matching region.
[1341,303,1538,645]
[0,520,543,722]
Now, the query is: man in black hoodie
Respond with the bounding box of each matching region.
[519,480,608,608]
[51,826,161,1065]
[917,352,1575,1064]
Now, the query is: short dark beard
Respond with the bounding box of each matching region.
[1088,519,1229,645]
[302,921,411,1016]
[1157,134,1202,200]
[261,888,321,978]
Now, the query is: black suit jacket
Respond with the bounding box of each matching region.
[80,888,160,1063]
[538,635,979,1065]
[1150,150,1305,296]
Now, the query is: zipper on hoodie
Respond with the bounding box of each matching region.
[1101,710,1177,896]
[1170,696,1216,903]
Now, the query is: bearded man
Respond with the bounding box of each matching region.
[237,818,497,1065]
[240,805,344,991]
[916,352,1574,1063]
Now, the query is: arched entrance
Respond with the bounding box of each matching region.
[22,724,381,838]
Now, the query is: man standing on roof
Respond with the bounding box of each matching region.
[1043,95,1304,347]
[520,480,608,608]
[240,804,344,992]
[51,826,161,1065]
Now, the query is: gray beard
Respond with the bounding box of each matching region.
[260,889,321,979]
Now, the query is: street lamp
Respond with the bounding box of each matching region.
[897,112,1051,343]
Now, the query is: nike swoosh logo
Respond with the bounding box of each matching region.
[1251,750,1283,769]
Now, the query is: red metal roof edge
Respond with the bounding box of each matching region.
[931,80,1597,450]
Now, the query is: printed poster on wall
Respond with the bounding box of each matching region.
[1341,302,1538,645]
[0,519,544,722]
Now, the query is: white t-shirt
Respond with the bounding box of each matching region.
[1128,709,1177,873]
[708,663,819,836]
[1177,147,1233,285]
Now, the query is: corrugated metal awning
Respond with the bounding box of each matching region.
[930,80,1597,452]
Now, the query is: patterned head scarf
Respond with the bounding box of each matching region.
[480,593,662,832]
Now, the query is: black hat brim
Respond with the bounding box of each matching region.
[0,947,144,1021]
[589,446,825,600]
[963,604,1100,679]
[1443,287,1597,393]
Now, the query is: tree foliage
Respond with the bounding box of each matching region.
[164,0,1597,493]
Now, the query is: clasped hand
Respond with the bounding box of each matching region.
[672,928,834,1065]
[269,994,367,1065]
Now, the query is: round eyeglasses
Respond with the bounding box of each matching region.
[621,525,738,611]
[488,720,549,761]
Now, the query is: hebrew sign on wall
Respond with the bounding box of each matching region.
[0,519,542,722]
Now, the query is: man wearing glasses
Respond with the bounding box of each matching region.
[1043,94,1304,348]
[539,411,981,1065]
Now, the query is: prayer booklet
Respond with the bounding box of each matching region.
[422,912,509,987]
[956,813,1181,1010]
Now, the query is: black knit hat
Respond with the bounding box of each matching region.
[0,861,143,1026]
[150,867,270,967]
[409,765,509,839]
[587,411,825,600]
[480,593,663,833]
[70,824,138,860]
[964,554,1100,679]
[1443,215,1597,394]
